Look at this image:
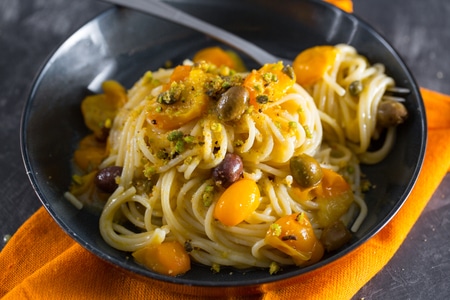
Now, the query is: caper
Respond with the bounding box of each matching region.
[348,80,363,96]
[157,90,177,105]
[205,75,243,100]
[256,95,269,104]
[216,85,249,121]
[157,82,184,104]
[377,100,408,128]
[282,65,295,80]
[289,154,323,189]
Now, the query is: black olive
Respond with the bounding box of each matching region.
[212,153,244,188]
[320,221,352,252]
[377,100,408,128]
[290,154,323,189]
[216,86,249,121]
[95,166,123,193]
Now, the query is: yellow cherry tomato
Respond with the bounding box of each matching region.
[265,212,324,266]
[214,178,260,226]
[293,45,338,86]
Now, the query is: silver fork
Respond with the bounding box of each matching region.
[101,0,293,66]
[100,0,409,98]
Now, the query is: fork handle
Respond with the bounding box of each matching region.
[102,0,279,65]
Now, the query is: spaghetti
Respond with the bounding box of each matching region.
[67,44,407,275]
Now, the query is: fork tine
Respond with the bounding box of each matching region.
[386,86,411,95]
[382,95,406,102]
[383,86,410,102]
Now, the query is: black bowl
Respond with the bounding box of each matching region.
[21,0,426,295]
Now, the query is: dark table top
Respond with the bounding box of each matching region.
[1,0,449,299]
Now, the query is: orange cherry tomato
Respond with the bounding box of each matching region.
[314,168,351,197]
[132,241,191,276]
[242,62,296,109]
[265,212,324,266]
[214,178,260,226]
[162,65,191,91]
[293,45,338,86]
[311,168,354,227]
[73,134,107,172]
[193,47,247,72]
[193,47,235,69]
[81,80,127,140]
[147,67,210,130]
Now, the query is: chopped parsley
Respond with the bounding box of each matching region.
[296,212,306,223]
[303,125,312,139]
[157,82,184,105]
[269,262,280,275]
[202,185,215,207]
[143,164,156,179]
[72,174,83,185]
[167,130,184,141]
[270,223,282,236]
[211,263,221,273]
[210,122,222,132]
[262,72,278,83]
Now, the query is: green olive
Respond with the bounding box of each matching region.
[290,154,323,189]
[216,85,249,121]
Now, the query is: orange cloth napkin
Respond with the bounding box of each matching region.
[2,2,450,299]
